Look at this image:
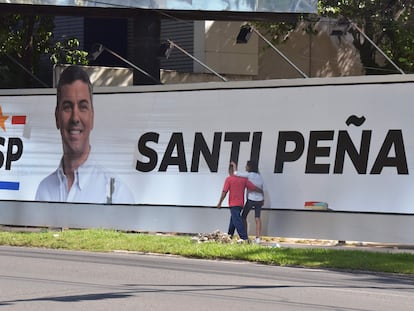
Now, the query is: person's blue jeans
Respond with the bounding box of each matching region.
[227,206,248,240]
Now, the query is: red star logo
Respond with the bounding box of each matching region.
[0,106,9,131]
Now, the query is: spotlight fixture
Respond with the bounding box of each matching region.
[236,24,252,44]
[330,17,351,37]
[330,20,405,75]
[158,41,173,59]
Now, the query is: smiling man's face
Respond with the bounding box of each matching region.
[55,80,94,160]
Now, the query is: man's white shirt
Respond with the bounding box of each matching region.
[234,171,264,201]
[35,155,134,204]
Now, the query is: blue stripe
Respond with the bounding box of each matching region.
[0,181,20,190]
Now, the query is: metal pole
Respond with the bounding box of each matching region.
[4,53,49,87]
[251,27,309,78]
[351,23,405,75]
[103,47,162,84]
[167,40,228,82]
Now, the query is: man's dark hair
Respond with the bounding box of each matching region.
[56,66,93,107]
[247,160,259,173]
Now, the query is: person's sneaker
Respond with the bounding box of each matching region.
[254,237,261,244]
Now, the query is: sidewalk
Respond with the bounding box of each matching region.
[191,230,414,254]
[261,237,414,254]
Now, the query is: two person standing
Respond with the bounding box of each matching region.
[217,160,264,243]
[232,160,264,244]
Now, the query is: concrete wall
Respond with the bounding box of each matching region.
[255,18,364,79]
[1,201,413,244]
[162,18,364,83]
[202,21,259,76]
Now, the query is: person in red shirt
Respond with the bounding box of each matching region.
[217,163,263,242]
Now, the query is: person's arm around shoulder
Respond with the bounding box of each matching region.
[230,161,249,178]
[246,179,263,194]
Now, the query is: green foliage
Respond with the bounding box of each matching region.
[319,0,414,74]
[0,14,54,58]
[379,10,414,70]
[254,1,414,74]
[0,14,89,88]
[48,38,89,65]
[0,14,54,87]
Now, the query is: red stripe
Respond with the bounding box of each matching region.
[12,116,26,124]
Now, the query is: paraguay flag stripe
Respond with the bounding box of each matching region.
[12,116,26,125]
[0,181,20,190]
[1,114,27,191]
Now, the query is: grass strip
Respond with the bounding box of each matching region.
[0,229,413,275]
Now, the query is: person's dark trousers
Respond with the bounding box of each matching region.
[228,206,248,240]
[228,217,235,237]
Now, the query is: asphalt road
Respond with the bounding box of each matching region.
[0,246,413,311]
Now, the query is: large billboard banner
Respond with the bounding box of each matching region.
[1,75,414,213]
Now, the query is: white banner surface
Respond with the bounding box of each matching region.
[1,76,413,213]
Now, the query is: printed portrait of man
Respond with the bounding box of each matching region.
[35,65,134,204]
